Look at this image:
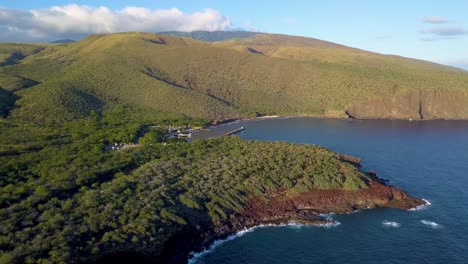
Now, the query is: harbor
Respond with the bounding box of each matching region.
[190,122,247,141]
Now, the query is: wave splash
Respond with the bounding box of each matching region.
[188,219,340,263]
[409,199,431,211]
[382,221,401,228]
[421,220,441,229]
[188,226,255,264]
[319,213,342,228]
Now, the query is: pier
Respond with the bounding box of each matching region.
[224,126,245,136]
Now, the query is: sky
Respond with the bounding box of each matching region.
[1,1,467,69]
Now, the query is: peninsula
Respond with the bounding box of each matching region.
[0,30,443,264]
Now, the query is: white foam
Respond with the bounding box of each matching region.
[188,227,254,264]
[408,199,431,211]
[319,214,341,228]
[319,213,336,218]
[188,220,340,263]
[382,221,401,228]
[345,209,361,215]
[421,220,441,229]
[257,115,280,119]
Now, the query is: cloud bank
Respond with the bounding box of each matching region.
[0,5,233,42]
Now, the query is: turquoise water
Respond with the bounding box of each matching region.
[191,118,468,264]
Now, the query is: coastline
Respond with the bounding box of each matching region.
[153,171,426,263]
[95,157,426,264]
[192,114,468,142]
[102,118,434,264]
[209,113,468,131]
[184,186,427,264]
[187,199,430,264]
[188,220,339,264]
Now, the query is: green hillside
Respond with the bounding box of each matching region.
[0,43,46,67]
[0,32,439,263]
[1,31,468,124]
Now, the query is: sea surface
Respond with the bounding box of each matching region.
[190,118,468,264]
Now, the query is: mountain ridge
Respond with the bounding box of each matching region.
[158,30,259,42]
[1,31,468,123]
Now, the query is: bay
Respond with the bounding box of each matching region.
[191,118,468,264]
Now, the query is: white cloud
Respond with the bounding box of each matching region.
[421,26,468,36]
[420,16,467,41]
[0,5,233,42]
[423,16,449,24]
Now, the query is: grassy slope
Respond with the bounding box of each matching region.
[213,34,468,115]
[1,34,242,124]
[158,30,258,42]
[1,32,468,124]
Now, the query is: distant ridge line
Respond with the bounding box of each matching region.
[158,30,259,42]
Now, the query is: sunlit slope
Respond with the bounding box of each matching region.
[2,34,242,124]
[3,32,468,122]
[214,33,468,118]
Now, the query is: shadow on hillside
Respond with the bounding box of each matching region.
[0,47,45,67]
[10,76,41,92]
[141,65,234,107]
[142,66,183,88]
[0,88,19,117]
[0,52,26,67]
[144,37,167,45]
[247,47,264,55]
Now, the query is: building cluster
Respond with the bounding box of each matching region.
[104,142,137,151]
[105,125,200,151]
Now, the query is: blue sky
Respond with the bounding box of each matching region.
[1,1,467,69]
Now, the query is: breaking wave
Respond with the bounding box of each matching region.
[188,219,340,263]
[421,220,441,229]
[382,221,401,228]
[319,213,342,228]
[188,227,255,264]
[409,199,431,211]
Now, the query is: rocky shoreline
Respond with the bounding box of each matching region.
[97,156,425,264]
[149,170,424,264]
[193,180,422,256]
[211,111,468,128]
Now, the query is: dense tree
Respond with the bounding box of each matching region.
[0,106,370,263]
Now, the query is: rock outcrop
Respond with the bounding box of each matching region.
[223,180,423,231]
[346,89,468,120]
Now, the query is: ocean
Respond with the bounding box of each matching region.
[190,118,468,264]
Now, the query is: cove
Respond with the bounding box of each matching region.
[190,118,468,264]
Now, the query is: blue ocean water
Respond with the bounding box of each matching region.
[191,118,468,264]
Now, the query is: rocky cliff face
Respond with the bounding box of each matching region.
[104,178,425,264]
[346,89,468,120]
[224,179,423,230]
